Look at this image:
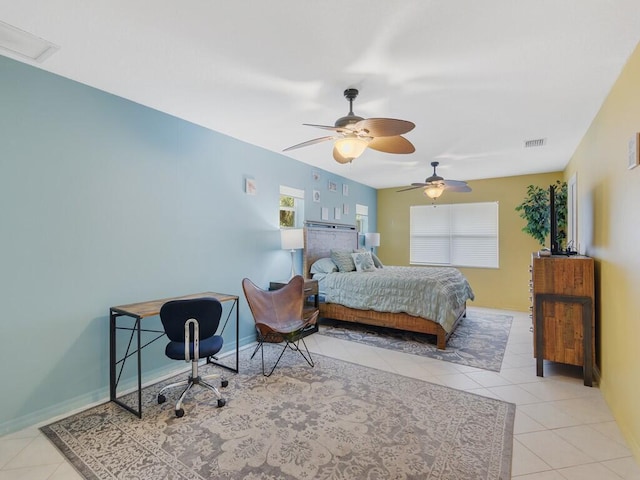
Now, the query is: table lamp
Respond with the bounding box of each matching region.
[281,228,304,279]
[364,232,380,252]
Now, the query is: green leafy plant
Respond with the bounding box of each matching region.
[515,180,567,247]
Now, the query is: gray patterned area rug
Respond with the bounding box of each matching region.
[41,349,514,480]
[318,310,513,372]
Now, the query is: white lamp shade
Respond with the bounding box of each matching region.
[364,232,380,248]
[334,135,370,161]
[281,228,304,250]
[424,184,445,199]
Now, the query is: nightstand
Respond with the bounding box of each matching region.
[269,278,319,335]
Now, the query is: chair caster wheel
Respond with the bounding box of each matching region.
[158,394,166,404]
[217,398,226,407]
[175,408,184,418]
[221,379,229,388]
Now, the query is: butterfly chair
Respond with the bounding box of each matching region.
[157,297,228,417]
[242,275,319,377]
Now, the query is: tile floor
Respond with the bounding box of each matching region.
[1,307,638,479]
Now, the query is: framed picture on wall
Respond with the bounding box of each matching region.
[342,184,349,196]
[245,177,257,195]
[343,203,349,215]
[334,207,341,220]
[628,133,639,169]
[328,181,337,192]
[321,207,329,220]
[313,190,321,202]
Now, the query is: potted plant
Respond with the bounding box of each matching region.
[515,180,567,248]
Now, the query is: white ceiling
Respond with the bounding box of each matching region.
[2,1,639,189]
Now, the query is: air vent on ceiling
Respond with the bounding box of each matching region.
[0,20,59,62]
[524,138,546,148]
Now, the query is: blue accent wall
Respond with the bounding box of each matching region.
[0,55,376,433]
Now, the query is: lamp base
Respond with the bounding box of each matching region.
[289,249,296,279]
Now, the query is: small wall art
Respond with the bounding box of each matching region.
[334,207,341,220]
[342,184,349,196]
[328,181,337,192]
[313,190,320,202]
[628,133,639,169]
[321,207,329,220]
[245,177,257,195]
[312,170,321,181]
[343,203,349,215]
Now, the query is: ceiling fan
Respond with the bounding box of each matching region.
[283,88,415,164]
[397,161,471,199]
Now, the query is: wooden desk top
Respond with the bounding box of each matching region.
[111,292,238,319]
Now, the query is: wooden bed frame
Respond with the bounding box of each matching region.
[303,221,465,350]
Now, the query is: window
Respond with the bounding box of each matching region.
[279,186,305,228]
[410,202,499,268]
[355,203,369,233]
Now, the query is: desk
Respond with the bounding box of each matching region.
[109,291,239,418]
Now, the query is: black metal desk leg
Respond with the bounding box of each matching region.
[109,310,116,400]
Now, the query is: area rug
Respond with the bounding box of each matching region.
[318,310,513,372]
[41,348,515,480]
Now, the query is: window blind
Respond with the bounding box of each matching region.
[410,202,499,268]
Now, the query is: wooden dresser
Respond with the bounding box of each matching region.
[530,253,595,386]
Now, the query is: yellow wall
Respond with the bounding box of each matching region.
[564,42,640,460]
[377,171,562,311]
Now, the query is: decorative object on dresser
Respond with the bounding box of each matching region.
[41,348,515,480]
[530,253,595,386]
[280,228,304,279]
[303,221,474,350]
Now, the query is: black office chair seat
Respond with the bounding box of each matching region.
[165,335,224,361]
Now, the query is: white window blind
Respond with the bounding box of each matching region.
[410,202,499,268]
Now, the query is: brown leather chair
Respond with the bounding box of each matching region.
[242,275,319,376]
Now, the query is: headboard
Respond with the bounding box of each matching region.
[303,221,359,278]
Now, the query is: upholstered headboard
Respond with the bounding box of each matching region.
[303,221,359,278]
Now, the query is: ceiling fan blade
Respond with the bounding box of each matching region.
[443,179,469,187]
[283,136,335,152]
[332,146,353,164]
[303,123,354,133]
[446,184,472,193]
[368,135,415,154]
[396,184,427,192]
[355,118,415,137]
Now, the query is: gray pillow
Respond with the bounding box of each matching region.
[351,252,376,272]
[310,257,338,275]
[331,249,356,272]
[354,248,384,268]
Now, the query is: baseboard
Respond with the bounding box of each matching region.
[0,340,257,437]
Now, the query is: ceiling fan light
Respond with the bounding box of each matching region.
[334,135,370,161]
[423,184,445,199]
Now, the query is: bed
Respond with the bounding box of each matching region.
[303,221,474,349]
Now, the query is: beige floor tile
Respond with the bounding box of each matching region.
[516,430,593,469]
[511,438,552,476]
[554,425,631,462]
[3,437,64,470]
[0,464,59,480]
[602,456,640,479]
[556,462,626,480]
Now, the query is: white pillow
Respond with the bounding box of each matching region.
[310,257,338,275]
[351,252,376,272]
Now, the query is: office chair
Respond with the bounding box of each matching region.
[242,275,318,377]
[157,297,228,417]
